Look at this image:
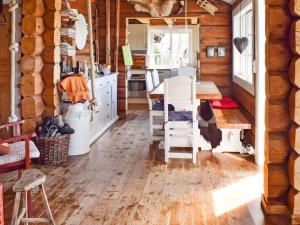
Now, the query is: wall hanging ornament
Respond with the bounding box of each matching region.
[197,0,218,15]
[233,3,249,54]
[127,0,182,17]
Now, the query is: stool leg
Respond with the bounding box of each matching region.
[40,184,56,225]
[23,192,28,225]
[27,191,32,218]
[11,192,21,225]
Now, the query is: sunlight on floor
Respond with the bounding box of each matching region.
[212,173,263,216]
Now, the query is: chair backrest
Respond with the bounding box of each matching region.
[145,71,154,93]
[152,69,160,87]
[178,67,197,78]
[164,76,196,113]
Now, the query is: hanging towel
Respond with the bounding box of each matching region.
[58,76,91,104]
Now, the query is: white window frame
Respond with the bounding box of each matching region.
[233,0,255,96]
[147,26,193,69]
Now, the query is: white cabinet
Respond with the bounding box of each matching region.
[128,24,148,51]
[89,73,119,144]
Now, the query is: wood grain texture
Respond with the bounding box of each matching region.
[97,0,233,118]
[0,111,291,225]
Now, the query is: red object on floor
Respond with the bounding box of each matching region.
[210,97,239,109]
[0,184,3,225]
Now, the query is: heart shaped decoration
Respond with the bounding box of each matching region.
[234,37,249,54]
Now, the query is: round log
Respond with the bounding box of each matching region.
[21,96,45,119]
[42,29,61,46]
[288,188,300,215]
[43,0,62,11]
[21,55,44,74]
[21,35,45,56]
[22,15,44,35]
[21,73,44,97]
[43,106,60,117]
[289,0,300,17]
[43,11,61,29]
[290,124,300,154]
[23,0,45,16]
[42,46,61,64]
[289,88,300,107]
[289,151,300,191]
[41,64,60,88]
[290,20,300,56]
[289,57,300,88]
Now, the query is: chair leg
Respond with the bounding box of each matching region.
[192,146,197,164]
[11,192,21,225]
[27,191,32,218]
[40,184,56,225]
[23,192,28,225]
[149,113,154,144]
[165,135,170,163]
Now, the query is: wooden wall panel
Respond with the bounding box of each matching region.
[0,6,11,137]
[263,0,294,219]
[97,0,233,118]
[288,0,300,223]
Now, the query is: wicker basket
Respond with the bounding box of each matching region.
[37,134,70,165]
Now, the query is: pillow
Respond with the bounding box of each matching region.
[0,143,11,156]
[210,97,239,109]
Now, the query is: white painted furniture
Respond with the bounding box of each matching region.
[89,73,119,144]
[211,108,252,153]
[164,76,198,164]
[127,24,148,51]
[152,69,160,87]
[146,72,164,144]
[178,67,197,78]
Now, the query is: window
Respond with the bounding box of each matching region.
[148,27,193,68]
[233,0,255,95]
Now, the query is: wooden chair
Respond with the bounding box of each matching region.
[0,120,40,217]
[152,69,160,87]
[164,76,198,163]
[145,71,164,144]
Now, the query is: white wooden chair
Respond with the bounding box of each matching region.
[145,71,164,144]
[164,76,198,164]
[152,69,160,87]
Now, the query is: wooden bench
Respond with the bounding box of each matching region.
[212,108,252,153]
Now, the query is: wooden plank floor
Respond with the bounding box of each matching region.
[1,111,290,225]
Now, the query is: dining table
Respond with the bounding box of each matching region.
[149,81,222,100]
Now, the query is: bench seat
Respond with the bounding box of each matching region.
[212,108,251,130]
[211,107,252,153]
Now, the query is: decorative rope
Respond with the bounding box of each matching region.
[87,0,99,115]
[8,0,18,122]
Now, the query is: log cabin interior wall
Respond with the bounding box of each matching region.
[288,1,300,223]
[263,0,296,222]
[0,6,12,137]
[232,0,256,147]
[97,0,233,118]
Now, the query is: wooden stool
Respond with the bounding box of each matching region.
[11,169,55,225]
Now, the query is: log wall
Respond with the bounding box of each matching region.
[21,0,46,133]
[97,0,233,118]
[263,0,293,220]
[288,0,300,223]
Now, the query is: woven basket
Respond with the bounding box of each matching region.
[37,134,70,165]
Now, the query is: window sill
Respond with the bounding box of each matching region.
[233,75,255,96]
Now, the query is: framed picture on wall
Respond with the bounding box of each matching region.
[206,46,215,57]
[218,46,226,57]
